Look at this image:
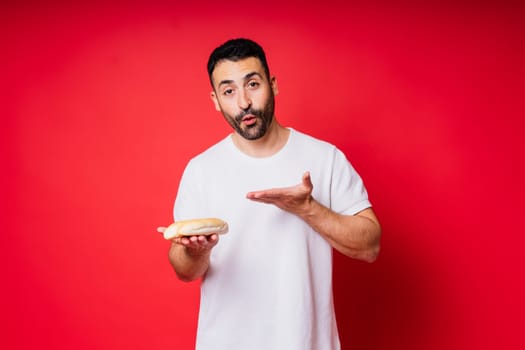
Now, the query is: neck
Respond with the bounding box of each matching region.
[231,119,290,158]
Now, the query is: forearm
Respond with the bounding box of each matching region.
[168,243,211,282]
[301,201,381,262]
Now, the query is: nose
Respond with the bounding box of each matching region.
[237,90,251,110]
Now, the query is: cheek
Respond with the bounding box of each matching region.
[217,102,237,120]
[215,99,229,114]
[251,91,269,108]
[223,105,238,119]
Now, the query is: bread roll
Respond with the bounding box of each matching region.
[163,218,229,239]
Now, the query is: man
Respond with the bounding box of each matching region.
[158,38,381,350]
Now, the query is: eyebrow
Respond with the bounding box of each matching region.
[218,71,263,88]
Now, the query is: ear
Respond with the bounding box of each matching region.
[270,76,279,96]
[210,91,221,112]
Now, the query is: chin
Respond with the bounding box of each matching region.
[243,126,267,140]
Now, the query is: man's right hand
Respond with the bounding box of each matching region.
[172,233,219,256]
[158,226,219,281]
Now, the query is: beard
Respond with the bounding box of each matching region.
[222,93,275,140]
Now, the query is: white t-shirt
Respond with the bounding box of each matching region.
[174,128,371,350]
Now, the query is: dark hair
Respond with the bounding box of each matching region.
[207,38,270,86]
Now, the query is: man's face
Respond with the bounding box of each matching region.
[210,57,278,140]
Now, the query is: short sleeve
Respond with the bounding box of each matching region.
[330,148,371,215]
[173,159,207,222]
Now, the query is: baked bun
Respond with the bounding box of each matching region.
[163,218,229,239]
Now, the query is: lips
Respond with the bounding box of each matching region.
[242,115,257,126]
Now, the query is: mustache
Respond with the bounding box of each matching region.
[235,108,263,123]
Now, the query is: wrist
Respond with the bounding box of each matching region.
[300,195,319,219]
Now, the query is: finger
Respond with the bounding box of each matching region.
[207,234,219,248]
[201,233,219,242]
[174,234,215,246]
[247,197,275,204]
[302,171,313,189]
[246,191,263,199]
[246,190,264,199]
[184,235,217,249]
[157,226,166,233]
[247,189,287,199]
[245,192,275,202]
[198,235,213,248]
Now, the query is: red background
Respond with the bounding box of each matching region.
[2,1,524,349]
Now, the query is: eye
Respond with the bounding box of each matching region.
[223,88,234,96]
[247,81,260,89]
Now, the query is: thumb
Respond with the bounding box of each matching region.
[302,171,313,189]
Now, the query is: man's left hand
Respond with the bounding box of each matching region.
[246,171,314,216]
